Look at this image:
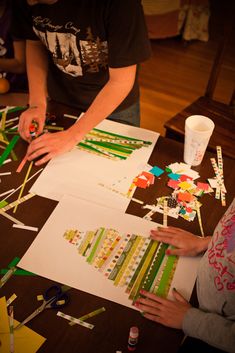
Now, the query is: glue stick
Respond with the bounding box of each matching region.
[128,326,139,351]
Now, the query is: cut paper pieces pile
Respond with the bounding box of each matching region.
[142,162,213,223]
[78,127,152,161]
[64,227,178,302]
[0,297,46,353]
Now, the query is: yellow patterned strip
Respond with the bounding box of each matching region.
[196,202,204,237]
[103,235,131,277]
[216,146,226,206]
[120,237,147,287]
[128,241,159,301]
[1,193,35,212]
[163,199,168,227]
[114,236,142,286]
[13,161,33,213]
[69,307,106,326]
[97,235,121,270]
[6,294,17,307]
[57,311,94,329]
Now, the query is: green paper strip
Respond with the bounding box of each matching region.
[128,241,159,302]
[0,268,36,276]
[0,135,20,166]
[125,240,153,294]
[93,128,152,145]
[8,257,21,268]
[87,227,105,264]
[0,200,8,208]
[142,243,168,292]
[0,106,26,117]
[155,255,178,297]
[109,235,138,282]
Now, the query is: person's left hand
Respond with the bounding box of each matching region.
[26,129,79,166]
[134,289,191,329]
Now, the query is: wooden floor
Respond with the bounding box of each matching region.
[139,7,235,136]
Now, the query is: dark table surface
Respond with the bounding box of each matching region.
[1,101,235,353]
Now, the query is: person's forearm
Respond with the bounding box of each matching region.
[69,65,136,140]
[196,236,211,254]
[0,58,25,73]
[26,40,48,109]
[183,308,235,353]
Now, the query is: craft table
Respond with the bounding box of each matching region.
[0,99,235,353]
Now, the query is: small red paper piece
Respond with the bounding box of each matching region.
[197,182,209,191]
[180,174,193,182]
[167,179,179,189]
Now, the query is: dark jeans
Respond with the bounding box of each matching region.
[107,101,140,127]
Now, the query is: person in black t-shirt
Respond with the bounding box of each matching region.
[12,0,151,166]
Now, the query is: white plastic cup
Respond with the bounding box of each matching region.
[183,115,215,166]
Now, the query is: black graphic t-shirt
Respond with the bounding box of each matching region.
[12,0,151,112]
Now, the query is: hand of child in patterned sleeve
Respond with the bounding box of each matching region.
[150,227,211,257]
[134,288,191,329]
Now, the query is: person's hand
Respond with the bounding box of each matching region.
[150,227,210,256]
[134,289,191,329]
[18,105,46,141]
[26,129,79,166]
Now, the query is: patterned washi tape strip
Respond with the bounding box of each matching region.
[78,230,96,256]
[216,146,226,206]
[57,311,94,329]
[113,235,142,286]
[154,255,178,298]
[128,241,159,302]
[78,144,119,161]
[97,235,122,271]
[124,238,151,287]
[93,229,119,268]
[119,237,147,287]
[103,234,131,277]
[0,267,17,288]
[69,307,106,326]
[196,201,205,237]
[142,242,168,292]
[85,138,144,145]
[108,234,138,281]
[81,141,127,160]
[125,240,154,294]
[6,294,17,307]
[210,158,224,200]
[163,199,168,227]
[91,128,152,145]
[1,193,35,212]
[13,161,33,213]
[86,227,106,264]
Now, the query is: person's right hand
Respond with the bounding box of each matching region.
[150,227,211,257]
[18,105,46,142]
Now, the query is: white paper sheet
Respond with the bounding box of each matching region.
[19,195,200,310]
[30,120,159,211]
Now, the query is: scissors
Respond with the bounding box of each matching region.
[15,285,69,330]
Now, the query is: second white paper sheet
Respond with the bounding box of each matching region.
[30,119,159,211]
[19,195,200,310]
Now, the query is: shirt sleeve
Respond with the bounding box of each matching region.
[11,0,38,41]
[183,307,235,353]
[105,0,151,67]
